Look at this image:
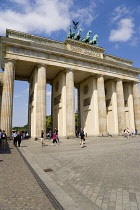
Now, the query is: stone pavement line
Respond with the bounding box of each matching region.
[17,147,64,210]
[0,141,55,210]
[19,145,83,210]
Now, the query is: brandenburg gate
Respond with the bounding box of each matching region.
[0,29,140,138]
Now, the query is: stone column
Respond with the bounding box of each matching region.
[77,85,81,130]
[0,85,2,128]
[97,75,107,136]
[36,65,46,137]
[128,83,135,130]
[132,82,140,131]
[27,82,31,137]
[112,81,118,135]
[116,79,126,135]
[66,69,75,137]
[51,82,53,134]
[1,59,15,136]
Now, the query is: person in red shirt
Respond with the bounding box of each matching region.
[51,131,58,146]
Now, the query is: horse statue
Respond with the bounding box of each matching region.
[73,28,82,41]
[67,26,75,39]
[81,30,92,43]
[89,34,98,45]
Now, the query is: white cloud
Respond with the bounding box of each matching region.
[109,18,135,42]
[0,0,97,36]
[73,1,97,27]
[129,37,139,47]
[14,94,21,98]
[9,0,29,5]
[112,5,129,23]
[46,91,51,97]
[23,87,29,94]
[114,44,120,50]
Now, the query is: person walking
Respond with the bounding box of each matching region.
[51,131,58,146]
[12,131,18,146]
[41,130,45,146]
[0,129,2,148]
[17,131,22,147]
[79,128,85,148]
[1,130,7,150]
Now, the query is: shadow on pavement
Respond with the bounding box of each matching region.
[0,141,12,154]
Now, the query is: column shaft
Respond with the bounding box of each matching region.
[128,83,135,130]
[36,65,46,137]
[0,87,2,128]
[77,85,81,130]
[27,82,31,137]
[116,79,126,135]
[1,60,15,136]
[97,75,107,136]
[112,81,118,135]
[133,82,140,131]
[66,70,75,137]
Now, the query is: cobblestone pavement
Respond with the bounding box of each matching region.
[0,141,55,210]
[18,136,140,210]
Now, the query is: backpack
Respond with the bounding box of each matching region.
[2,133,6,139]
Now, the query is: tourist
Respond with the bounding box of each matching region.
[126,128,130,138]
[26,132,29,139]
[17,131,22,147]
[51,131,58,146]
[0,129,2,148]
[1,130,7,150]
[135,129,138,135]
[79,128,85,148]
[12,131,18,146]
[54,128,59,142]
[49,131,51,139]
[124,129,127,137]
[41,130,45,146]
[131,128,135,137]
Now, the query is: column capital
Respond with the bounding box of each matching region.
[97,74,104,79]
[116,78,123,82]
[133,81,139,85]
[36,64,47,69]
[4,58,17,65]
[65,68,74,73]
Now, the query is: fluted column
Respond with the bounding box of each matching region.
[27,82,31,137]
[66,69,75,137]
[132,82,140,131]
[97,75,107,136]
[128,83,135,130]
[116,79,126,135]
[51,81,53,135]
[36,65,46,137]
[1,59,15,136]
[0,86,2,128]
[112,81,118,135]
[77,85,81,130]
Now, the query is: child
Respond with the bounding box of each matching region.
[51,132,58,146]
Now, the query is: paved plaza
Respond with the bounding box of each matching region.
[1,136,140,210]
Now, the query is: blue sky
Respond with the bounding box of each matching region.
[0,0,140,127]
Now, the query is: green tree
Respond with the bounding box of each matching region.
[46,116,51,131]
[12,124,28,131]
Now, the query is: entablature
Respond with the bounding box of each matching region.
[0,30,140,83]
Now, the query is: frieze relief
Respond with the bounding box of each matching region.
[68,45,102,59]
[7,47,50,59]
[7,47,138,79]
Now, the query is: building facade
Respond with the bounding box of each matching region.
[0,29,140,137]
